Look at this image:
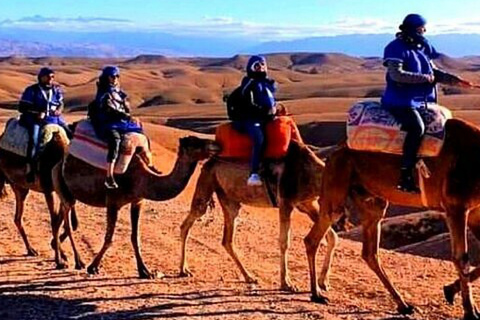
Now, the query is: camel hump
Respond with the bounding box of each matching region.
[346,101,451,157]
[69,119,150,174]
[215,116,301,160]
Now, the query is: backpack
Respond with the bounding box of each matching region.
[87,99,99,120]
[226,86,249,121]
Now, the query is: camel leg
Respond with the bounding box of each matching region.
[444,209,480,305]
[444,206,479,320]
[87,205,119,275]
[279,201,296,291]
[297,200,338,292]
[11,186,37,256]
[179,167,215,277]
[59,203,85,270]
[44,191,69,263]
[357,203,414,315]
[304,211,332,303]
[217,193,257,284]
[130,200,156,279]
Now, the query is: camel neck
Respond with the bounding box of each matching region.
[140,154,198,201]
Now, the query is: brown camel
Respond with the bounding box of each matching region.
[313,118,480,319]
[52,135,219,278]
[0,126,77,267]
[180,140,338,293]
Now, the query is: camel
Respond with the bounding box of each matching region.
[179,140,339,293]
[0,125,77,267]
[313,118,480,319]
[52,135,219,278]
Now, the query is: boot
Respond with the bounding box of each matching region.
[397,167,420,194]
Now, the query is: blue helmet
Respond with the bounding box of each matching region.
[246,55,266,73]
[100,66,120,78]
[37,67,54,80]
[400,14,427,32]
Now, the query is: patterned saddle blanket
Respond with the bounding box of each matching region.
[347,101,452,157]
[0,118,69,158]
[68,119,150,174]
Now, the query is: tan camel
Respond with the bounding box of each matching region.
[313,118,480,319]
[52,135,218,278]
[0,128,78,267]
[179,140,338,294]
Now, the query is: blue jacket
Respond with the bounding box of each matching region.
[381,38,440,109]
[240,76,276,121]
[19,83,65,127]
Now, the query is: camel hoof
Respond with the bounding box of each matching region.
[139,268,163,279]
[245,277,258,285]
[55,261,68,270]
[280,283,299,293]
[26,248,39,257]
[397,303,415,315]
[87,265,99,275]
[75,260,86,270]
[318,282,330,292]
[443,285,456,305]
[179,269,193,277]
[310,294,329,305]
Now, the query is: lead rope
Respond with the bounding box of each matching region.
[416,159,431,207]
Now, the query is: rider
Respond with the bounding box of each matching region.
[91,66,143,189]
[19,67,70,182]
[381,14,473,193]
[232,55,277,186]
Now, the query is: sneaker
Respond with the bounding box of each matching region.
[397,168,420,194]
[247,173,263,186]
[104,176,119,189]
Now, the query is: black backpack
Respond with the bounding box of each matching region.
[226,86,249,121]
[87,99,99,120]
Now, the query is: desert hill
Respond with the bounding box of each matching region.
[1,53,480,319]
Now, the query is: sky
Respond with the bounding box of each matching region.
[1,0,480,40]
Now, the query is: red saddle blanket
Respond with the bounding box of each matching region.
[215,116,302,160]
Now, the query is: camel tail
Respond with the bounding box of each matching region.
[0,172,8,200]
[70,206,79,231]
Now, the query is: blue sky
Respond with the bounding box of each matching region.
[1,0,480,40]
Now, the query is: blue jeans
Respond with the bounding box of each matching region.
[232,120,265,174]
[19,113,41,160]
[388,107,426,169]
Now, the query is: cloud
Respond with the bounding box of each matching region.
[0,15,134,31]
[3,15,480,39]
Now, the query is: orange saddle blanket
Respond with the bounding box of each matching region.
[215,116,302,160]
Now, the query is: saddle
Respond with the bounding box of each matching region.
[346,101,451,157]
[68,119,151,174]
[0,118,69,158]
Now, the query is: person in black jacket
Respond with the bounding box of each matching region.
[232,55,276,186]
[91,66,143,189]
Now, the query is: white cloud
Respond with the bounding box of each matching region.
[3,15,480,39]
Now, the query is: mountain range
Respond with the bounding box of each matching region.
[1,28,480,57]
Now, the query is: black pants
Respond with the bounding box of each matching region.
[106,129,122,163]
[388,107,425,169]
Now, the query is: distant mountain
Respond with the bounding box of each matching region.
[0,28,259,57]
[2,28,480,58]
[250,34,480,58]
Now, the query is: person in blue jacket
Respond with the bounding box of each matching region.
[18,67,71,182]
[233,55,277,186]
[381,14,473,193]
[91,66,143,189]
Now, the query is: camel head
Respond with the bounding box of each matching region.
[178,136,219,161]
